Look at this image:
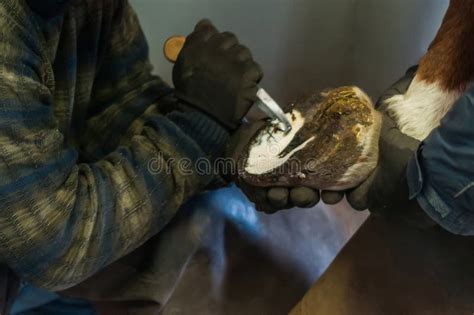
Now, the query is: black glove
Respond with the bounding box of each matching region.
[322,67,435,228]
[242,185,320,214]
[227,120,320,214]
[173,20,263,130]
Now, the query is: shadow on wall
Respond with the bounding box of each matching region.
[278,0,449,100]
[274,0,358,102]
[352,0,448,98]
[131,0,448,102]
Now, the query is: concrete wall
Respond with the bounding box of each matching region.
[130,0,448,102]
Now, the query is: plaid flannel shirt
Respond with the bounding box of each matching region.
[0,0,228,290]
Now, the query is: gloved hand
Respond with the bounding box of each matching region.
[227,120,320,214]
[173,20,263,130]
[322,67,435,228]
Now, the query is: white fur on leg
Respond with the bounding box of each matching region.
[384,75,462,140]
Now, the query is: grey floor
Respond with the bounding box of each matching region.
[156,186,367,315]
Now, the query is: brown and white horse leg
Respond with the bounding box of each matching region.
[384,0,474,140]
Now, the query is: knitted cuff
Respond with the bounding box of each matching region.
[166,110,230,162]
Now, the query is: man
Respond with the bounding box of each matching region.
[0,0,269,313]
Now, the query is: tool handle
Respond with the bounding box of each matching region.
[163,35,186,63]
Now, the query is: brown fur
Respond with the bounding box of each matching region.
[418,0,474,91]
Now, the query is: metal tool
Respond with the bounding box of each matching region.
[163,35,292,133]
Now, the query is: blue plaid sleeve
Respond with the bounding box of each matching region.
[0,0,228,290]
[77,0,174,160]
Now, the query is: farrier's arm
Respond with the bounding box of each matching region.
[78,0,174,160]
[406,86,474,236]
[0,2,259,290]
[80,1,262,161]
